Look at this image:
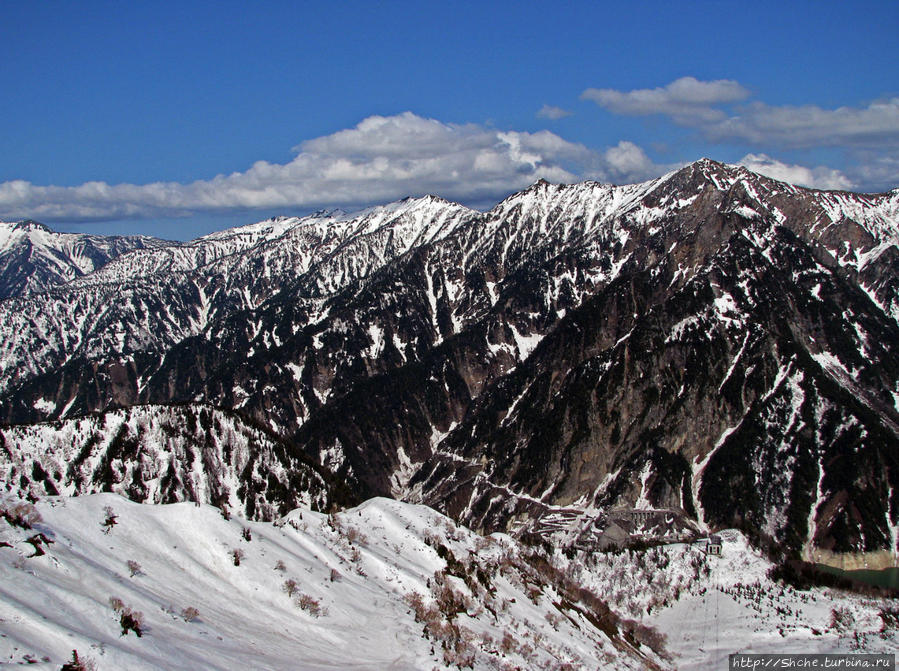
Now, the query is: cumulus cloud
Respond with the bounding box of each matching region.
[594,141,681,183]
[536,104,572,120]
[737,154,855,191]
[0,112,678,222]
[581,76,750,124]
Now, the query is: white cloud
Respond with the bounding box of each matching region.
[847,153,899,192]
[0,112,676,222]
[583,77,899,151]
[711,98,899,148]
[595,141,681,183]
[536,104,572,120]
[738,154,855,191]
[581,76,749,124]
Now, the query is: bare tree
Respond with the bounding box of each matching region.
[283,578,299,597]
[101,506,118,534]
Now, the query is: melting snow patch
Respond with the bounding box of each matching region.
[733,205,761,219]
[635,462,653,510]
[320,440,345,472]
[366,323,385,359]
[666,315,700,343]
[508,323,543,360]
[58,396,77,418]
[692,424,742,531]
[811,350,856,381]
[713,291,744,327]
[33,397,55,413]
[391,332,408,362]
[389,445,421,498]
[285,362,304,383]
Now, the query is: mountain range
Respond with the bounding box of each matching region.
[0,219,168,301]
[1,158,898,567]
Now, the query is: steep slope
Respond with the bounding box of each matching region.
[0,405,342,520]
[288,164,899,558]
[415,222,899,555]
[0,220,169,300]
[1,160,897,565]
[0,197,475,400]
[0,494,661,670]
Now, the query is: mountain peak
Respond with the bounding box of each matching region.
[692,157,727,170]
[659,157,758,195]
[686,157,738,179]
[526,177,556,191]
[10,219,52,233]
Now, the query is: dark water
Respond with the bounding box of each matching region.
[814,564,899,589]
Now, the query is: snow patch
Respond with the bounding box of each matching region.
[33,398,55,413]
[508,323,543,360]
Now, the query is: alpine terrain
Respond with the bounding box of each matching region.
[1,159,899,668]
[0,220,169,301]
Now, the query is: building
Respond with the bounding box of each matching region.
[704,534,723,555]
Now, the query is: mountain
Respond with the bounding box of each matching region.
[0,197,475,399]
[0,220,169,300]
[1,494,895,669]
[0,404,345,520]
[0,494,665,670]
[1,159,897,567]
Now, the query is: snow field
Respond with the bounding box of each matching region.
[1,494,656,670]
[560,530,898,670]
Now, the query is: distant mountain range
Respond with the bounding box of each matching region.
[2,159,898,564]
[0,219,169,300]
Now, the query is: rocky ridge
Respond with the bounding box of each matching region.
[1,159,897,563]
[0,219,169,300]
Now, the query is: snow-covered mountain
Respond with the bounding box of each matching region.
[1,494,895,670]
[1,159,898,569]
[0,404,342,520]
[0,197,475,397]
[0,220,169,300]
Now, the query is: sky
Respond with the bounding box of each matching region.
[1,1,897,240]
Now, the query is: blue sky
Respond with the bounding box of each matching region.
[1,1,897,239]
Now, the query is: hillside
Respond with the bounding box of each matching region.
[0,220,168,300]
[1,495,895,670]
[1,160,897,565]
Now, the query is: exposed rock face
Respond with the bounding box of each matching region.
[1,160,897,559]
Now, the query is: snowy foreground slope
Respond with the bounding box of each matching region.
[1,494,659,670]
[563,531,899,669]
[2,495,897,670]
